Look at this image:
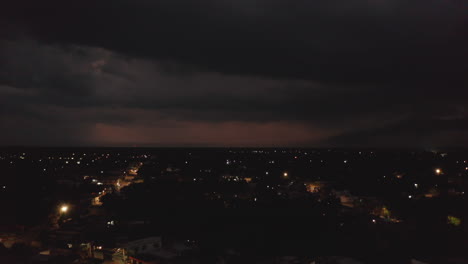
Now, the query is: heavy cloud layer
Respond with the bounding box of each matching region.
[0,0,467,146]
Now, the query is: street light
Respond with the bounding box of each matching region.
[60,205,69,214]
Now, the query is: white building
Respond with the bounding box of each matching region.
[125,236,162,256]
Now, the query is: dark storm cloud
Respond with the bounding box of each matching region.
[0,39,410,125]
[0,40,107,107]
[2,0,467,83]
[0,0,467,146]
[328,116,468,147]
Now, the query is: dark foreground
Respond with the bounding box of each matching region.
[0,148,465,263]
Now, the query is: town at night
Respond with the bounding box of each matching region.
[0,148,464,263]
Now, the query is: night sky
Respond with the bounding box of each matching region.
[0,0,467,147]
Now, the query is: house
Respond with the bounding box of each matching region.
[125,236,162,256]
[123,237,177,263]
[122,236,195,264]
[333,190,357,208]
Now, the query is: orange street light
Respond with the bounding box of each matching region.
[60,205,69,214]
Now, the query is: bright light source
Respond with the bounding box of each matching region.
[408,195,412,199]
[435,168,442,175]
[283,172,288,177]
[372,219,376,223]
[60,205,69,213]
[414,183,418,188]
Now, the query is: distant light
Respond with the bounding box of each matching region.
[435,168,442,175]
[414,183,418,188]
[60,205,69,213]
[448,215,461,226]
[372,219,376,223]
[343,160,347,164]
[408,195,412,199]
[283,172,288,177]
